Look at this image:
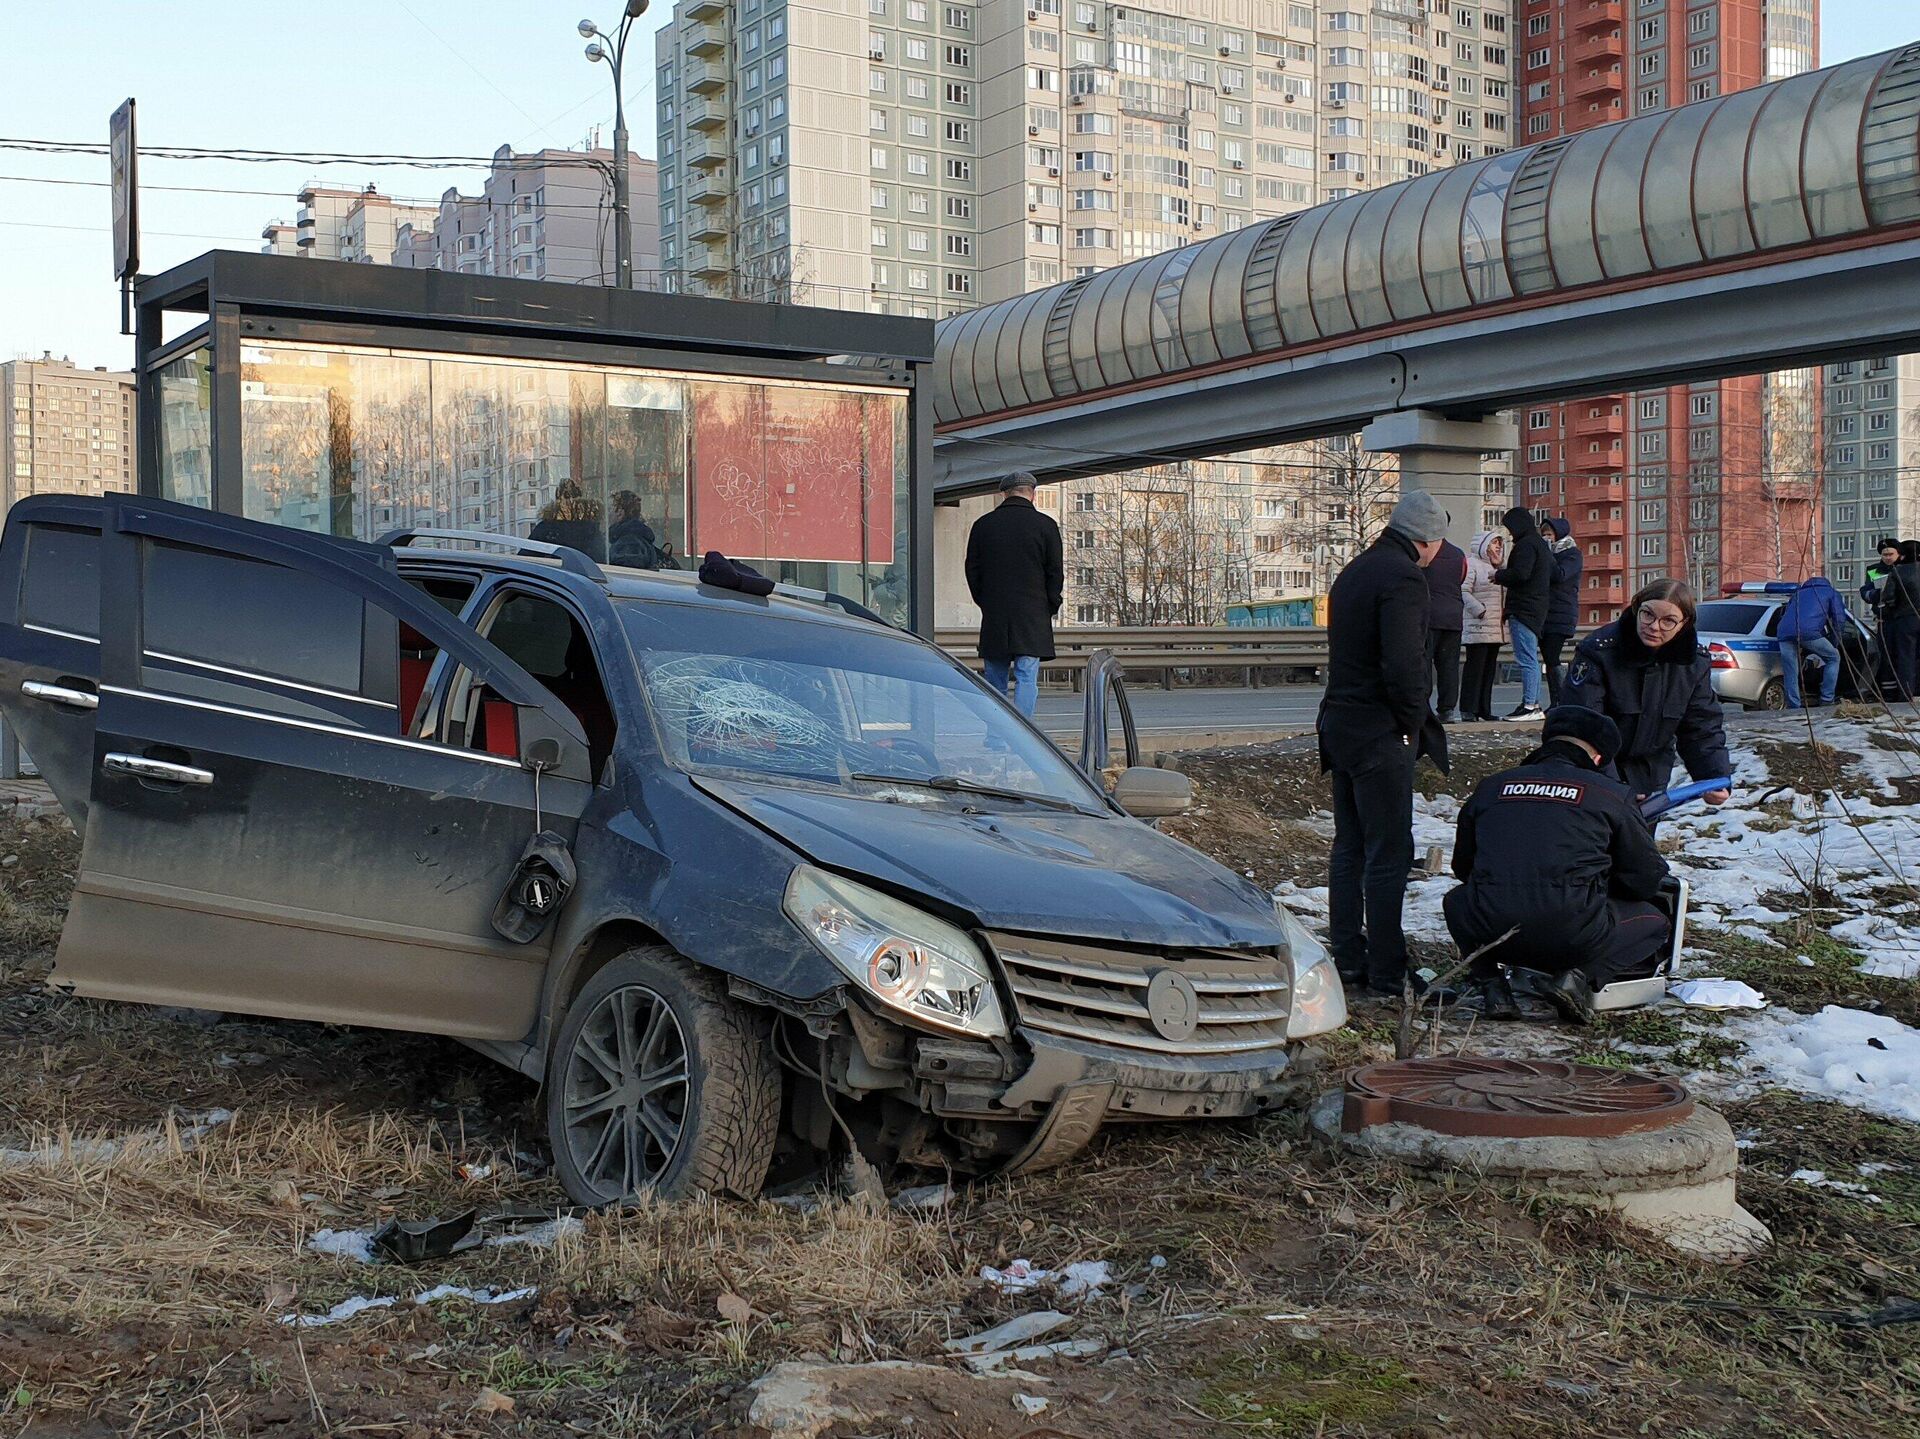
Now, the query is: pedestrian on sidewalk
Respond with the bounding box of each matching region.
[1863,539,1904,695]
[1460,529,1508,721]
[964,471,1064,718]
[1317,490,1452,997]
[1494,506,1552,722]
[1564,578,1732,806]
[1776,573,1849,708]
[1542,517,1583,704]
[1424,530,1468,723]
[1880,540,1920,703]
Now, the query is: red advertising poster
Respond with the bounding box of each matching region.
[691,383,895,565]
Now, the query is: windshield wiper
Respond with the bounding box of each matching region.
[848,772,1084,812]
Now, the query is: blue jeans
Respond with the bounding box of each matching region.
[1508,619,1542,708]
[1779,634,1840,706]
[984,655,1040,717]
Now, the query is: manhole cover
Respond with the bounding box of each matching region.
[1342,1057,1694,1139]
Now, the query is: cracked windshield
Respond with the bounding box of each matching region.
[620,601,1100,808]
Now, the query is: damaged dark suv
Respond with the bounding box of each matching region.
[0,495,1345,1205]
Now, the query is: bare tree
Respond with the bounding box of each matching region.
[1073,465,1247,625]
[1278,435,1402,593]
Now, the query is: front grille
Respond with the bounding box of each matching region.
[986,932,1292,1056]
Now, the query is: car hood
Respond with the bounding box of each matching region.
[698,777,1284,950]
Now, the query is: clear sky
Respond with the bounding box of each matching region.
[0,0,1912,371]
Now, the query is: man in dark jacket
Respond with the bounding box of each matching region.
[1445,705,1671,1025]
[1318,490,1452,995]
[1777,574,1849,708]
[964,472,1064,717]
[1424,534,1467,722]
[1494,506,1553,721]
[1541,517,1583,704]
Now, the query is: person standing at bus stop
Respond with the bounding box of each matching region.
[965,471,1064,718]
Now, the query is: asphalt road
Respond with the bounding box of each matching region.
[1027,681,1529,741]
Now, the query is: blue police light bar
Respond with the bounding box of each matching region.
[1723,581,1799,595]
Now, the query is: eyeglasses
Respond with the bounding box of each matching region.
[1639,611,1686,633]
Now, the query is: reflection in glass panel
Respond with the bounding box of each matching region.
[1459,150,1527,304]
[229,340,911,626]
[155,348,212,508]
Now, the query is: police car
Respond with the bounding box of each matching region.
[1697,582,1888,709]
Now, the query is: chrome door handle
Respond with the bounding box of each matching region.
[103,753,215,786]
[22,680,98,711]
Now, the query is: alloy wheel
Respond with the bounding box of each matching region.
[560,984,691,1202]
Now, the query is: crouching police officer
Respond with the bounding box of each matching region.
[1443,705,1671,1025]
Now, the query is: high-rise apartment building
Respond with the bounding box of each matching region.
[260,151,660,285]
[1822,354,1920,600]
[657,0,1518,622]
[1517,0,1819,621]
[1,354,137,512]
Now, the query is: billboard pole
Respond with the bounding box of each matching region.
[110,98,139,334]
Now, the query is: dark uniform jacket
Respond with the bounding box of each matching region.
[1446,740,1669,971]
[1564,619,1733,800]
[1424,540,1467,632]
[964,496,1064,662]
[1545,539,1583,639]
[1317,527,1449,775]
[1494,506,1553,634]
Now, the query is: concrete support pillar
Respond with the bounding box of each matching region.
[932,495,994,631]
[1361,409,1519,556]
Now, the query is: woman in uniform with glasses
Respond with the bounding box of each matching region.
[1563,579,1733,809]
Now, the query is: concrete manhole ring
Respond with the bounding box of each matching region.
[1343,1057,1694,1139]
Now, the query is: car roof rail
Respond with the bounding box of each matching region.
[377,527,609,585]
[776,582,894,628]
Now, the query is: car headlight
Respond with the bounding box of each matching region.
[784,866,1008,1039]
[1276,901,1346,1040]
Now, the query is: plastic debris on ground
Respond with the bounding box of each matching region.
[979,1258,1111,1299]
[962,1339,1109,1373]
[280,1283,537,1328]
[1671,978,1767,1010]
[943,1311,1072,1355]
[1788,1169,1883,1203]
[306,1212,583,1265]
[1013,1395,1050,1416]
[890,1182,954,1212]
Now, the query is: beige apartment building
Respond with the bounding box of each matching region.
[257,184,441,264]
[1,355,137,513]
[656,0,1518,624]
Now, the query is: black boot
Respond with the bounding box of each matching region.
[1473,972,1521,1021]
[1544,968,1596,1025]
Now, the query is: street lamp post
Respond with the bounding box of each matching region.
[580,2,649,290]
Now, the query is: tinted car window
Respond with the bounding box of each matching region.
[21,523,101,639]
[1694,602,1769,636]
[620,601,1104,808]
[144,540,366,694]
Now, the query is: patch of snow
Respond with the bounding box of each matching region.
[1057,1260,1111,1298]
[485,1216,584,1250]
[280,1283,537,1328]
[1787,1169,1882,1203]
[0,1108,232,1172]
[1736,1005,1920,1126]
[1831,912,1920,980]
[306,1215,581,1265]
[306,1227,377,1264]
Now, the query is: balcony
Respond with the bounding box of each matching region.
[685,98,727,131]
[686,58,728,93]
[688,242,729,279]
[689,208,728,241]
[1572,407,1625,437]
[686,18,726,56]
[687,173,731,206]
[686,0,724,17]
[1572,66,1624,101]
[685,138,727,169]
[1572,31,1623,65]
[1581,516,1627,537]
[1572,1,1622,33]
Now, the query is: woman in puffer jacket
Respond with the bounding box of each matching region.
[1460,529,1508,721]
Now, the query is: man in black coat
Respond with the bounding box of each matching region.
[1541,517,1583,704]
[964,472,1064,717]
[1424,535,1467,722]
[1494,506,1553,721]
[1317,490,1451,995]
[1445,706,1672,1024]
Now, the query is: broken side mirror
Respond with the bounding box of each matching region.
[1111,765,1191,819]
[516,706,592,783]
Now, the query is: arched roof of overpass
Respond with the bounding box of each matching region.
[931,42,1920,430]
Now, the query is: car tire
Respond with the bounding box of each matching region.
[546,946,779,1206]
[1756,678,1786,710]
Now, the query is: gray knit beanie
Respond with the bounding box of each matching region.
[1386,490,1449,543]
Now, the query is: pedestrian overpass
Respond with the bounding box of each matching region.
[930,41,1920,547]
